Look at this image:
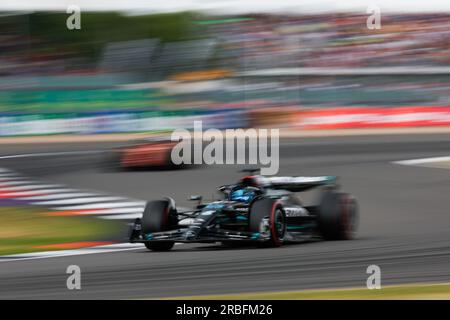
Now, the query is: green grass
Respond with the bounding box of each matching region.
[0,207,121,256]
[166,283,450,300]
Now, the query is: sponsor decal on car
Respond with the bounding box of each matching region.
[284,207,309,217]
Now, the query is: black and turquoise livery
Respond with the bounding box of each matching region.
[130,171,358,251]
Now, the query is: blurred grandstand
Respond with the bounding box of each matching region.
[0,12,449,135]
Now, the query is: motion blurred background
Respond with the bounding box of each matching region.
[2,2,450,299]
[0,2,449,136]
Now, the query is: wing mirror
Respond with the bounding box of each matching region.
[218,185,230,194]
[189,195,202,205]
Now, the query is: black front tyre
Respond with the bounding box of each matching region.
[141,199,177,251]
[145,242,175,251]
[249,198,286,247]
[318,192,358,240]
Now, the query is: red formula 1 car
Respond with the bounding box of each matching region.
[105,137,179,170]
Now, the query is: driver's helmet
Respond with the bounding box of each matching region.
[229,186,257,203]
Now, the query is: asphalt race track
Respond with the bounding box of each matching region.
[1,134,450,299]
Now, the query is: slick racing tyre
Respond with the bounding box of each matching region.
[249,198,286,247]
[318,192,358,240]
[142,199,177,251]
[144,241,174,251]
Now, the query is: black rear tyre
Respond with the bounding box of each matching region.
[141,199,177,251]
[318,192,358,240]
[249,198,286,247]
[144,241,175,251]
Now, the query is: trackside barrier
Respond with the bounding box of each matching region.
[0,109,249,136]
[297,107,450,129]
[1,107,450,136]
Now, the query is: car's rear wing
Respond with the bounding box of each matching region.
[263,176,337,192]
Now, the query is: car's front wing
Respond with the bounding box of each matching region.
[130,228,267,243]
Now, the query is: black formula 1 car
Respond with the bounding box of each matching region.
[129,169,358,251]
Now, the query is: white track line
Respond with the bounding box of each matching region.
[0,173,22,178]
[0,188,77,196]
[33,196,130,206]
[0,180,39,186]
[0,243,145,262]
[0,151,103,160]
[53,201,145,211]
[0,185,66,191]
[76,208,146,215]
[0,179,27,183]
[100,213,142,220]
[394,156,450,166]
[20,192,104,201]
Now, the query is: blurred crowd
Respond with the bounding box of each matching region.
[1,13,449,77]
[213,14,450,69]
